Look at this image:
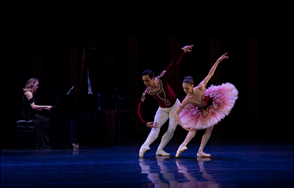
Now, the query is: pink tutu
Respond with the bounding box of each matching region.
[179,83,238,130]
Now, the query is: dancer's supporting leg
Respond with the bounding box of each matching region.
[139,107,169,158]
[175,129,197,158]
[197,126,214,157]
[156,99,180,156]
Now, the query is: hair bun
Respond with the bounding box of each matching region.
[183,76,194,85]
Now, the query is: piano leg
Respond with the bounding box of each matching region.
[65,121,71,148]
[64,120,79,150]
[70,120,80,150]
[70,120,77,145]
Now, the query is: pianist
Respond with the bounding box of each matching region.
[21,78,53,150]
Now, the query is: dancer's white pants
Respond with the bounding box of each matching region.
[141,99,181,151]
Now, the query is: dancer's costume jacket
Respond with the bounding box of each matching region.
[137,51,185,125]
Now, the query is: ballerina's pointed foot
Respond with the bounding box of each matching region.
[197,151,211,158]
[139,146,150,158]
[175,146,188,158]
[156,150,170,156]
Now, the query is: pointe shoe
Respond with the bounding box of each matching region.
[175,146,188,158]
[197,151,211,158]
[156,150,170,156]
[139,146,150,158]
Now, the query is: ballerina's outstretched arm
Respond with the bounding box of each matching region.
[198,52,229,87]
[174,98,194,131]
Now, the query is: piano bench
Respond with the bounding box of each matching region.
[16,120,37,150]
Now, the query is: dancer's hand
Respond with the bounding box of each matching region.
[147,122,159,128]
[217,52,229,62]
[181,45,194,53]
[182,126,194,132]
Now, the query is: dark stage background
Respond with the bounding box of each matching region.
[1,37,293,149]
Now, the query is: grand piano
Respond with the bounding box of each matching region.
[50,92,129,149]
[50,47,131,149]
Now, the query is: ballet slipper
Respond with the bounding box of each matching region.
[139,146,150,158]
[156,150,170,156]
[175,146,188,158]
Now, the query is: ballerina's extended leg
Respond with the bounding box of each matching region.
[175,129,197,158]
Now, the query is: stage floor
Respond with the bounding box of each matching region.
[1,137,294,188]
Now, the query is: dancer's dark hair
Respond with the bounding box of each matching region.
[183,76,194,86]
[142,69,155,79]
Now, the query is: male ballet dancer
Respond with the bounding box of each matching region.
[138,45,193,158]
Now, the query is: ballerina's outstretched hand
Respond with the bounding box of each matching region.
[217,52,229,62]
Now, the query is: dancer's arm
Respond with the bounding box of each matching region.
[138,99,159,128]
[174,97,191,131]
[25,92,52,111]
[137,100,148,126]
[164,45,193,78]
[138,92,157,127]
[200,52,229,86]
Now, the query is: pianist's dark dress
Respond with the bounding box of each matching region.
[21,94,52,150]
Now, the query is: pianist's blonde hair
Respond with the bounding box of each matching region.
[23,78,39,95]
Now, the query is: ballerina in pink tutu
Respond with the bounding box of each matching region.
[174,53,238,158]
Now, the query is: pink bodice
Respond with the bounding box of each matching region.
[187,86,213,109]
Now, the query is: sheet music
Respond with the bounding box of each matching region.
[67,86,75,95]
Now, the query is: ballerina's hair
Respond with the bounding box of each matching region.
[23,78,39,95]
[183,76,194,86]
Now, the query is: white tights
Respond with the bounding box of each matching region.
[141,99,181,152]
[180,126,214,153]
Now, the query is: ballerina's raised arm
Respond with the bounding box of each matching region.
[197,52,229,88]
